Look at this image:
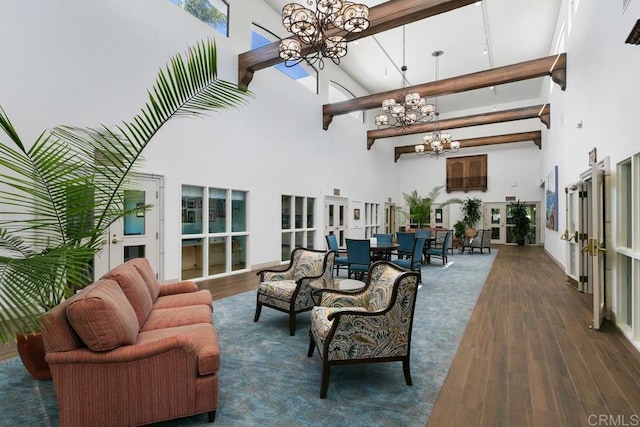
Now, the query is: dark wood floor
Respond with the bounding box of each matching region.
[428,245,640,427]
[3,246,640,427]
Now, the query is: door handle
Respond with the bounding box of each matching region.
[112,238,123,244]
[582,237,606,256]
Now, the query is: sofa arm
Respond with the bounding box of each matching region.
[45,334,199,365]
[159,280,199,296]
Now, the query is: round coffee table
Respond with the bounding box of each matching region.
[338,279,365,290]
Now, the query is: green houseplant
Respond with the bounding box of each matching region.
[510,200,531,245]
[460,197,483,230]
[0,39,250,364]
[401,185,462,228]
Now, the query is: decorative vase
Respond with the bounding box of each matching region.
[16,331,52,380]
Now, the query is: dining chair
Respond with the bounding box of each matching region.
[391,236,427,283]
[415,230,431,261]
[345,238,371,280]
[396,232,415,259]
[425,230,452,265]
[325,234,349,275]
[372,233,393,260]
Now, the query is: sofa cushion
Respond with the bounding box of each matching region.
[102,261,154,328]
[142,305,213,332]
[153,290,213,310]
[137,323,220,375]
[130,257,161,301]
[66,279,140,351]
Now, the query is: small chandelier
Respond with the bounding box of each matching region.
[414,50,460,159]
[375,26,436,130]
[279,1,370,69]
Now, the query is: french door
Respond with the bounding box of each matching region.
[484,202,506,244]
[324,196,348,248]
[96,174,162,280]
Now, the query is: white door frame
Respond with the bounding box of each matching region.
[324,196,348,248]
[94,173,163,281]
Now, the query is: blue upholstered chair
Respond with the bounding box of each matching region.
[396,232,415,259]
[391,236,427,283]
[346,238,371,280]
[307,261,421,398]
[254,248,335,336]
[425,230,452,265]
[325,234,349,275]
[372,233,393,260]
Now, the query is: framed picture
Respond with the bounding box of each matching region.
[135,202,145,217]
[545,165,558,231]
[209,211,215,221]
[187,211,196,223]
[187,199,195,209]
[353,208,360,220]
[217,199,226,217]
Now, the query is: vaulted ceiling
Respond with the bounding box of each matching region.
[242,0,564,158]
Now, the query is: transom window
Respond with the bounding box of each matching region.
[169,0,229,37]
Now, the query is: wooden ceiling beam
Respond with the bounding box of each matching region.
[367,104,550,149]
[238,0,478,90]
[324,54,565,129]
[393,131,542,162]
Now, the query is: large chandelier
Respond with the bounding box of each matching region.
[279,1,370,69]
[415,51,460,159]
[375,26,436,130]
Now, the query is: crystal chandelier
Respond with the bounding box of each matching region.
[375,26,436,130]
[414,51,460,159]
[279,1,370,69]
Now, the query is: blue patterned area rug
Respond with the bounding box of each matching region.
[1,251,496,427]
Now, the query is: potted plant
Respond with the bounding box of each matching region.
[453,220,467,250]
[510,200,531,245]
[461,197,483,231]
[401,185,462,229]
[0,39,250,378]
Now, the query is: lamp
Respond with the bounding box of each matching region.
[414,50,460,159]
[375,26,436,130]
[279,1,370,69]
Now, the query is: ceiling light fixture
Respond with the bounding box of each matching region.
[279,1,370,69]
[415,50,460,159]
[375,26,436,130]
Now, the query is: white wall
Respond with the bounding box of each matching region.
[543,0,640,266]
[0,0,399,281]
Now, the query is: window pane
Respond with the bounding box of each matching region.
[306,230,315,248]
[231,190,247,232]
[208,188,226,233]
[295,196,304,228]
[171,0,229,37]
[232,235,247,271]
[208,236,226,275]
[182,238,203,279]
[182,185,203,234]
[124,245,145,262]
[295,231,304,248]
[124,190,145,236]
[282,195,291,229]
[282,232,291,261]
[307,198,315,227]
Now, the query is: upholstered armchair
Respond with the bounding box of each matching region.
[307,261,420,398]
[462,228,492,254]
[254,248,335,336]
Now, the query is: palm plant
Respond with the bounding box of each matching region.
[401,185,462,228]
[0,39,251,343]
[461,197,483,229]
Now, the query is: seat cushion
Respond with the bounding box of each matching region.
[311,306,368,345]
[142,305,213,331]
[66,279,140,351]
[257,280,297,311]
[137,323,220,375]
[153,290,213,310]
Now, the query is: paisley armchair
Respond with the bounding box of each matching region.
[307,261,420,398]
[254,248,335,336]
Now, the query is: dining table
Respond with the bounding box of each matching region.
[370,243,399,261]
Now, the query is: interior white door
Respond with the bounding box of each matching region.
[483,202,506,244]
[107,175,161,277]
[324,196,348,247]
[563,183,583,290]
[590,160,607,330]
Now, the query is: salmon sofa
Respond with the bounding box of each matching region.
[40,258,219,426]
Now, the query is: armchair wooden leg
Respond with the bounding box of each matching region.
[253,302,262,322]
[320,361,331,399]
[402,358,413,386]
[307,333,316,357]
[289,313,296,336]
